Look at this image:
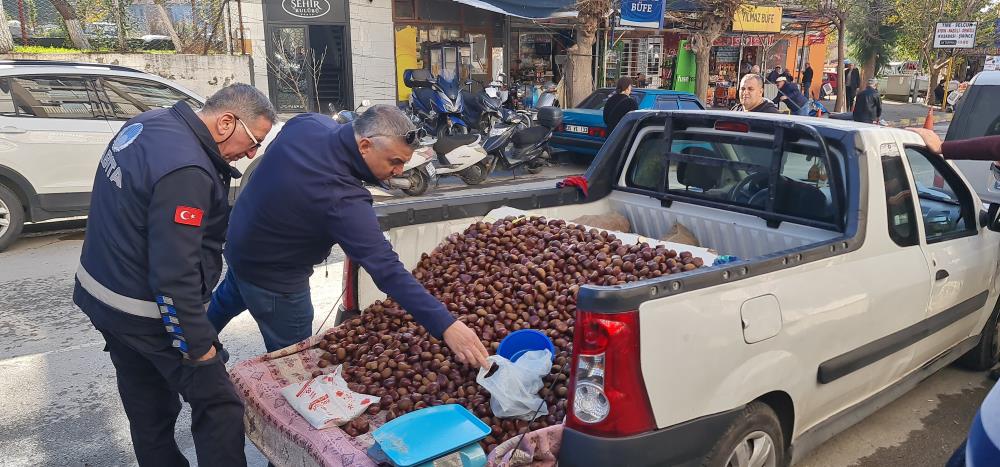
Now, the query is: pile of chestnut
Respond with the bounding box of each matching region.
[312,216,705,450]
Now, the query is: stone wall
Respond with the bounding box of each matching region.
[348,0,398,106]
[0,53,254,98]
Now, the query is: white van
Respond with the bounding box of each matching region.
[950,71,1000,204]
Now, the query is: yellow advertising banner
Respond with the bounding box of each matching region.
[732,5,782,33]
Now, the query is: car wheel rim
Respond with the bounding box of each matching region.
[0,196,9,238]
[725,431,777,467]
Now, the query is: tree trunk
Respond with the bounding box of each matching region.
[0,7,15,53]
[690,18,726,103]
[862,55,876,84]
[835,19,847,113]
[565,13,600,107]
[927,66,940,106]
[51,0,91,50]
[152,0,184,52]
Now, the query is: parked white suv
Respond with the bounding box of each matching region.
[0,60,251,251]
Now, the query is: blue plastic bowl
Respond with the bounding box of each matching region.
[497,329,556,362]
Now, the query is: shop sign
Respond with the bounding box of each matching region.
[713,35,775,47]
[732,5,782,33]
[619,0,665,29]
[282,0,333,19]
[808,31,826,45]
[934,22,977,49]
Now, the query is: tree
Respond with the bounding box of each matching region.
[0,7,13,53]
[150,0,184,52]
[847,0,899,80]
[51,0,92,50]
[682,0,747,100]
[807,0,853,112]
[895,0,988,105]
[564,0,612,107]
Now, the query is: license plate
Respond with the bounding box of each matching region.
[566,125,588,134]
[425,163,436,178]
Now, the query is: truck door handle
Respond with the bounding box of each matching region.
[936,270,950,281]
[0,126,26,134]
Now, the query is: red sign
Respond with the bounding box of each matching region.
[174,206,204,227]
[713,35,776,47]
[808,32,826,45]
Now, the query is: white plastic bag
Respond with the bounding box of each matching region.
[476,350,552,420]
[281,365,380,430]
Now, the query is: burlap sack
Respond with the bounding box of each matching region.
[661,222,700,247]
[571,213,631,233]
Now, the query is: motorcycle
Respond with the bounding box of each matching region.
[404,68,470,138]
[474,106,563,180]
[461,80,504,134]
[388,134,492,194]
[386,144,438,196]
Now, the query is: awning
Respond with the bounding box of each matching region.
[450,0,577,19]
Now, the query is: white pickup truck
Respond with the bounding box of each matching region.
[341,110,1000,466]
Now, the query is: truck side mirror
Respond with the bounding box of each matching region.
[983,203,1000,232]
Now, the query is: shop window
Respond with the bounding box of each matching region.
[393,0,415,18]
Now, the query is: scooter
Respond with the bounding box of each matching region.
[475,106,563,180]
[461,80,504,134]
[386,144,437,196]
[404,69,470,138]
[387,134,492,193]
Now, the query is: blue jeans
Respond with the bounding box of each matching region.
[207,268,314,353]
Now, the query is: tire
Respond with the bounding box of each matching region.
[702,402,786,467]
[0,183,25,253]
[957,299,1000,371]
[401,168,430,196]
[459,159,491,185]
[525,159,545,175]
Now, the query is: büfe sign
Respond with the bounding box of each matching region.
[620,0,665,29]
[732,5,782,33]
[934,22,978,48]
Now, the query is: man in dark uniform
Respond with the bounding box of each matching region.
[603,77,638,133]
[73,83,276,466]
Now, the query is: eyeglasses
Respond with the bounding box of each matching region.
[236,117,261,150]
[372,128,427,146]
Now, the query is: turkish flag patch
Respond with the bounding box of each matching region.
[174,206,203,226]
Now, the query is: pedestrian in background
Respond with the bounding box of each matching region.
[733,74,779,113]
[774,76,809,115]
[603,77,639,132]
[845,61,862,111]
[73,84,276,467]
[801,63,814,99]
[853,78,882,124]
[766,66,781,84]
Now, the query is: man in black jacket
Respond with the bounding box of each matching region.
[853,78,882,124]
[845,62,862,110]
[801,63,814,98]
[603,77,638,132]
[74,84,276,467]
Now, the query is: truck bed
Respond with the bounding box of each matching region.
[357,190,840,310]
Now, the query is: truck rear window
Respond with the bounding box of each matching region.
[623,127,844,229]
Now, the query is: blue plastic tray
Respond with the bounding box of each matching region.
[372,404,490,467]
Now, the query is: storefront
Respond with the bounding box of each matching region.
[508,19,575,87]
[392,0,505,102]
[262,0,353,113]
[604,29,665,89]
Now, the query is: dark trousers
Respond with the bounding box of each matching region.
[846,87,857,111]
[802,81,813,99]
[100,329,247,467]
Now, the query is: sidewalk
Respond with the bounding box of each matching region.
[879,100,953,128]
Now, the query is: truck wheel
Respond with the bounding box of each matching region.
[957,299,1000,371]
[702,402,785,467]
[0,183,25,253]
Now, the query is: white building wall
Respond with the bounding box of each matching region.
[235,0,270,98]
[348,0,398,106]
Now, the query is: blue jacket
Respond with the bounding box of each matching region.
[224,114,456,337]
[74,102,237,360]
[776,82,808,111]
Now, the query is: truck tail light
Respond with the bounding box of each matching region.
[566,309,655,437]
[588,127,607,138]
[342,257,358,311]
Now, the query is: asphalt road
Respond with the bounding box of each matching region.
[0,120,986,466]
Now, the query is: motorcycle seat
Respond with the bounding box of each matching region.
[433,134,480,155]
[512,126,550,147]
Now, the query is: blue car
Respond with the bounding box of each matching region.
[549,88,704,156]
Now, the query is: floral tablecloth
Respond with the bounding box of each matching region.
[230,331,563,467]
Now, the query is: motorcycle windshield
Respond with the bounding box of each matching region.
[437,70,461,101]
